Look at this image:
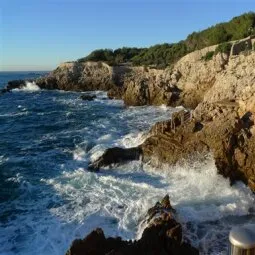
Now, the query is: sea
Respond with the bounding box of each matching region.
[0,71,254,255]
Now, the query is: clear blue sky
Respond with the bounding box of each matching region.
[1,0,255,71]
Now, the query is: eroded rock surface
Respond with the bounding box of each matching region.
[66,195,198,255]
[36,62,115,91]
[141,106,255,192]
[122,67,180,106]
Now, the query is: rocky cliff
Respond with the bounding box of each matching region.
[35,61,131,91]
[87,49,255,192]
[109,45,230,108]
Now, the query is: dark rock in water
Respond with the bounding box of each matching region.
[0,88,11,94]
[147,195,176,222]
[1,80,27,94]
[66,195,198,255]
[88,147,141,171]
[80,94,97,101]
[7,80,26,90]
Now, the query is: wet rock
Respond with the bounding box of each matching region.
[88,147,141,171]
[140,107,255,192]
[80,94,96,101]
[1,80,27,94]
[36,76,58,90]
[6,80,25,90]
[66,195,198,255]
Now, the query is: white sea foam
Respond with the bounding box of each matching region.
[117,131,148,148]
[1,153,254,255]
[36,156,255,255]
[14,81,40,91]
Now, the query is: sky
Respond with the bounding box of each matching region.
[0,0,255,71]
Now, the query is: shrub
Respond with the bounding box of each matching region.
[77,12,255,67]
[215,42,232,55]
[201,51,214,61]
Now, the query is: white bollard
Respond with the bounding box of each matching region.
[229,224,255,255]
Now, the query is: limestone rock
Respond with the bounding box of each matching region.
[122,67,180,106]
[36,62,120,92]
[141,108,255,192]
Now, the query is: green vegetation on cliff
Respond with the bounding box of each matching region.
[79,12,255,68]
[78,47,145,65]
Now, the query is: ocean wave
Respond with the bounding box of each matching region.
[14,81,40,92]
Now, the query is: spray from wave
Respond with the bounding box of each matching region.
[23,81,40,91]
[14,81,41,91]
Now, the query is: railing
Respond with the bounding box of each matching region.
[229,224,255,255]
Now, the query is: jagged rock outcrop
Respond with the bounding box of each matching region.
[195,52,255,116]
[121,67,180,106]
[1,79,27,94]
[172,47,229,108]
[141,109,255,191]
[140,94,255,191]
[90,106,255,191]
[35,62,131,92]
[66,195,198,255]
[36,61,112,91]
[1,79,35,94]
[123,50,255,192]
[120,46,230,108]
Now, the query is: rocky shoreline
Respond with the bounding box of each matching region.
[11,43,252,192]
[66,195,198,255]
[3,41,255,254]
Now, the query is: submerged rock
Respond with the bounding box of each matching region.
[66,195,198,255]
[88,147,141,171]
[80,94,97,101]
[0,88,11,94]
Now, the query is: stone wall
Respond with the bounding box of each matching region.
[230,35,255,56]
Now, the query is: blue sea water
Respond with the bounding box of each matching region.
[0,72,255,255]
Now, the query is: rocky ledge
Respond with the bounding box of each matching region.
[87,50,255,192]
[66,195,198,255]
[90,102,255,192]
